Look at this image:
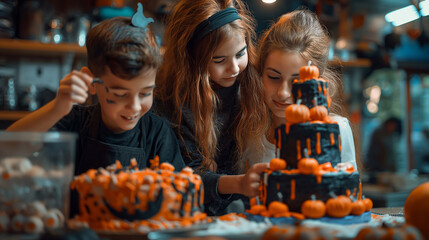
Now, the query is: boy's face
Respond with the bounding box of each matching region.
[93,68,156,133]
[263,50,306,126]
[208,30,248,88]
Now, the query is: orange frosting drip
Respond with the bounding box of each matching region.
[312,162,338,184]
[277,183,280,190]
[339,135,342,151]
[285,122,291,134]
[315,172,323,184]
[291,179,296,200]
[346,166,357,174]
[323,87,327,95]
[359,182,362,200]
[277,128,282,149]
[330,133,335,145]
[298,89,302,98]
[306,138,311,155]
[297,140,301,160]
[316,132,321,154]
[346,189,351,197]
[318,83,322,92]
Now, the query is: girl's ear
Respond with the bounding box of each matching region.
[81,67,96,95]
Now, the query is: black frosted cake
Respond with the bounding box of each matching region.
[274,123,341,169]
[247,63,372,223]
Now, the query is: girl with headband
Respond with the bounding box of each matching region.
[154,0,270,216]
[242,10,359,172]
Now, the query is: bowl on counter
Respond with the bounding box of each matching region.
[0,131,77,235]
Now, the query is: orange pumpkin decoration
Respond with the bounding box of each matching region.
[268,201,289,216]
[351,199,366,215]
[326,194,352,218]
[297,157,318,175]
[310,106,328,121]
[363,197,373,212]
[355,224,424,240]
[285,102,310,124]
[247,204,267,215]
[270,158,287,171]
[301,195,326,218]
[404,182,429,240]
[299,61,319,81]
[310,97,328,121]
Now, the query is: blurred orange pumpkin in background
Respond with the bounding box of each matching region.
[404,182,429,240]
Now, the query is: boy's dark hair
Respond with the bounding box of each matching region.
[86,17,162,79]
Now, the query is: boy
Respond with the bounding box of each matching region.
[6,16,185,175]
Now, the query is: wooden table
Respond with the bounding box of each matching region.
[371,207,404,217]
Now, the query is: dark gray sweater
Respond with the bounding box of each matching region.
[153,81,244,215]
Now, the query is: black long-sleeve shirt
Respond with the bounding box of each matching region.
[154,81,243,215]
[53,104,185,175]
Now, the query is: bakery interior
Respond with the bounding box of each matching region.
[0,0,429,239]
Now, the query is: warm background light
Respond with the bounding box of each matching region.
[385,0,429,26]
[262,0,276,4]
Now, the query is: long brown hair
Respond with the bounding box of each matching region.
[156,0,268,172]
[258,10,345,116]
[257,10,362,170]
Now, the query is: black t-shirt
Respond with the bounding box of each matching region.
[53,104,185,175]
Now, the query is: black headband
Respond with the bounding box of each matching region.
[189,7,241,47]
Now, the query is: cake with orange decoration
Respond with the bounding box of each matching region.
[69,156,207,233]
[246,63,372,224]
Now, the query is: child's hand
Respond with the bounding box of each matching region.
[240,163,269,197]
[54,71,92,116]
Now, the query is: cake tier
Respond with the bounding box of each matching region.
[292,79,329,109]
[275,123,341,169]
[71,164,206,230]
[261,171,360,212]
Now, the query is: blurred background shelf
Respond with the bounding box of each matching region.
[0,111,30,121]
[0,39,86,57]
[329,58,372,68]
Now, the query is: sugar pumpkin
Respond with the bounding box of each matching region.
[297,157,318,175]
[310,105,328,121]
[404,182,429,240]
[301,195,326,218]
[350,199,366,215]
[363,197,373,212]
[269,158,287,171]
[268,201,288,216]
[285,104,310,124]
[299,61,319,81]
[326,194,352,218]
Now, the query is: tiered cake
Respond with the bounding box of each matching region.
[70,157,207,232]
[247,63,372,223]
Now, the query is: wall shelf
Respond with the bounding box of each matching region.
[0,39,86,124]
[329,58,371,68]
[0,39,86,58]
[0,111,30,121]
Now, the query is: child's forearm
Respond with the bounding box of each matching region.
[218,174,244,195]
[6,100,66,132]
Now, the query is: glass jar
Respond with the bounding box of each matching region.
[0,132,77,234]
